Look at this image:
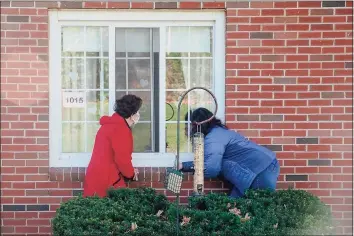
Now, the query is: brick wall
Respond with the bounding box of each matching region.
[1,1,352,235]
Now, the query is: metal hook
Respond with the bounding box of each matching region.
[176,87,218,170]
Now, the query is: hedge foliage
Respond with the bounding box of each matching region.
[53,187,333,236]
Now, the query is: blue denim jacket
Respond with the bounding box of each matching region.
[182,126,276,194]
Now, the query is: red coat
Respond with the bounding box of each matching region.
[83,113,135,198]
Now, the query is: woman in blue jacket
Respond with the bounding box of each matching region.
[179,108,280,198]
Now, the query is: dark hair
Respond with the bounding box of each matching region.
[184,107,227,136]
[114,94,142,118]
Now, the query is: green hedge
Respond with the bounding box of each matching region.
[53,187,334,236]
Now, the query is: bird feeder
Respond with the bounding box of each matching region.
[176,87,218,196]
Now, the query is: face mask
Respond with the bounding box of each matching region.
[131,111,140,126]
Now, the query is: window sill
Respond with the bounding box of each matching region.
[50,152,194,168]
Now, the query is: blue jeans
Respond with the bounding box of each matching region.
[230,158,280,198]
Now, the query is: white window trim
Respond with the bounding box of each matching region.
[49,10,225,168]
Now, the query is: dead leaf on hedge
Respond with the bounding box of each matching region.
[180,216,191,226]
[156,210,163,217]
[229,207,241,216]
[240,213,251,223]
[131,222,138,231]
[274,223,278,229]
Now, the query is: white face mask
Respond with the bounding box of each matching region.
[131,111,140,126]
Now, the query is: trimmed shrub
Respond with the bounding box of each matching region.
[53,187,333,236]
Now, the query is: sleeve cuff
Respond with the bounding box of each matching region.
[182,161,195,172]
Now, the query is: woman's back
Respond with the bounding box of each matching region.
[205,126,275,175]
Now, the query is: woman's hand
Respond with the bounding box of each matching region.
[133,168,139,181]
[178,162,183,170]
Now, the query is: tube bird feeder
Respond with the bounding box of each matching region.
[176,87,218,196]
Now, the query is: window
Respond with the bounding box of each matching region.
[49,11,225,167]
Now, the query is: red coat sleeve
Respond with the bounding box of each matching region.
[111,128,135,179]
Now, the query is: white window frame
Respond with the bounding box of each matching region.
[49,10,225,168]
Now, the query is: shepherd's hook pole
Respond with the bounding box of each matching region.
[176,87,218,236]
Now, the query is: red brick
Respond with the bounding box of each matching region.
[261,9,284,16]
[131,2,153,9]
[180,2,201,9]
[238,9,260,16]
[298,1,321,7]
[286,9,308,16]
[202,2,225,9]
[107,2,129,8]
[275,2,297,8]
[83,2,107,8]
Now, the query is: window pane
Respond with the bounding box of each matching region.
[166,91,187,122]
[87,91,102,121]
[62,27,84,57]
[103,92,109,116]
[102,27,109,57]
[62,123,85,152]
[61,26,109,154]
[115,91,127,100]
[86,59,101,89]
[190,27,212,57]
[103,59,109,89]
[115,59,126,89]
[62,106,85,121]
[166,27,189,57]
[166,59,188,89]
[166,26,212,57]
[132,123,152,152]
[190,59,212,89]
[61,58,84,89]
[190,90,216,112]
[128,59,151,89]
[116,28,151,57]
[86,27,101,57]
[166,123,189,153]
[87,123,100,152]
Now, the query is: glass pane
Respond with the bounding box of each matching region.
[190,59,212,89]
[103,59,109,89]
[86,27,101,57]
[115,91,127,101]
[128,59,151,89]
[127,28,150,57]
[86,59,101,89]
[87,123,100,152]
[116,28,151,57]
[102,27,109,57]
[166,91,187,122]
[61,58,84,89]
[129,91,151,121]
[190,27,212,57]
[62,26,84,57]
[115,28,126,57]
[166,27,189,57]
[115,59,126,89]
[87,91,101,121]
[166,123,189,153]
[166,59,188,89]
[62,123,85,152]
[132,123,152,152]
[62,106,85,121]
[190,90,215,112]
[103,92,109,116]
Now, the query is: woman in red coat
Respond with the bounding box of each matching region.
[83,94,142,197]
